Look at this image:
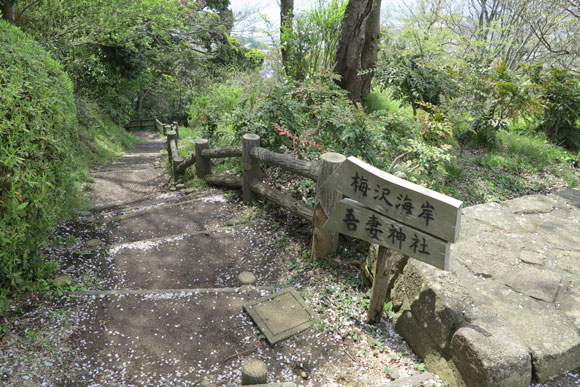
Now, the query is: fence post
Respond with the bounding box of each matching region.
[367,246,392,324]
[242,134,261,204]
[166,130,174,162]
[310,152,345,262]
[195,139,211,179]
[167,130,184,181]
[172,121,179,139]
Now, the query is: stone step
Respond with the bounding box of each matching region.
[101,223,280,290]
[89,168,167,207]
[108,194,248,244]
[89,192,186,214]
[65,289,348,385]
[87,191,210,222]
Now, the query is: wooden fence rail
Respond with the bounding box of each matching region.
[157,123,346,261]
[125,118,156,130]
[157,120,463,325]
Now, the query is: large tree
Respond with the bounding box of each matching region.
[333,0,382,102]
[0,0,15,23]
[281,0,295,73]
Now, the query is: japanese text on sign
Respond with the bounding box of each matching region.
[324,199,450,270]
[322,157,462,242]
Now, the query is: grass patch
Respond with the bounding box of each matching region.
[434,130,579,205]
[363,89,414,119]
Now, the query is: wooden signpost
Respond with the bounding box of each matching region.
[321,157,463,323]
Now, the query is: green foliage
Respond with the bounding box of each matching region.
[188,82,242,141]
[454,62,541,147]
[233,72,380,163]
[210,35,265,73]
[436,129,579,205]
[0,21,79,302]
[74,97,140,165]
[399,106,456,185]
[362,89,413,117]
[15,0,253,123]
[372,52,457,115]
[532,66,580,150]
[280,0,346,80]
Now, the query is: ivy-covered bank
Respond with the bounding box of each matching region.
[0,21,136,315]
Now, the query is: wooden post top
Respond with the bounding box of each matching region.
[243,133,260,141]
[195,139,208,145]
[321,152,346,164]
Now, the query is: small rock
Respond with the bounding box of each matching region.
[238,271,256,286]
[394,171,408,180]
[176,184,185,190]
[79,210,91,217]
[87,239,103,248]
[225,383,237,387]
[301,371,308,379]
[184,188,196,194]
[200,378,212,386]
[169,186,177,191]
[390,370,401,379]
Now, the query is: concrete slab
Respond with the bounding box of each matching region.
[243,288,318,344]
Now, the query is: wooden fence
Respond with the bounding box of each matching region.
[125,118,156,130]
[156,117,346,261]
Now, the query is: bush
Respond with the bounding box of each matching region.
[233,73,381,163]
[0,21,80,301]
[188,82,243,142]
[533,67,580,151]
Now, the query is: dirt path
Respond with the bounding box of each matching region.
[0,131,428,386]
[3,131,579,386]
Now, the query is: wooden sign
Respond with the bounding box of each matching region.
[322,157,462,242]
[323,199,450,270]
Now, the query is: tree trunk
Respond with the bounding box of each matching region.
[359,0,382,97]
[1,1,16,23]
[333,0,381,102]
[280,0,294,74]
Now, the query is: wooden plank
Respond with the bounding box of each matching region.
[206,174,242,188]
[201,146,242,159]
[322,157,462,242]
[250,147,320,180]
[169,138,182,164]
[323,199,450,270]
[250,181,313,221]
[176,156,196,174]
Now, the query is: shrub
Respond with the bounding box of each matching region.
[233,73,380,163]
[0,21,80,302]
[188,82,242,142]
[533,67,580,151]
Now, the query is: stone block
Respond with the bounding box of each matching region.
[391,260,470,355]
[451,321,531,387]
[243,288,318,344]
